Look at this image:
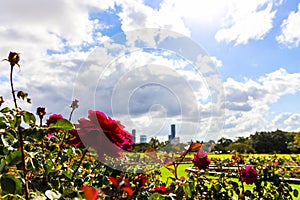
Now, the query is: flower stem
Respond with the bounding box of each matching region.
[18,127,29,200]
[10,65,18,109]
[237,163,245,200]
[10,65,28,200]
[71,148,88,180]
[69,108,75,121]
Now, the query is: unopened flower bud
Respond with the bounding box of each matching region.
[36,107,46,119]
[0,96,4,107]
[8,52,20,67]
[71,99,79,109]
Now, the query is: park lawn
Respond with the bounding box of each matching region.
[185,153,300,160]
[160,164,300,199]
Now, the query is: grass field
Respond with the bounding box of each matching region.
[160,163,300,198]
[184,153,300,160]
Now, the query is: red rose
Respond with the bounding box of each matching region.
[46,114,64,138]
[150,186,169,194]
[135,174,148,188]
[46,114,63,126]
[69,129,85,148]
[240,165,257,184]
[73,110,134,160]
[192,150,211,170]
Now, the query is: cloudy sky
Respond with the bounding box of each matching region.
[0,0,300,143]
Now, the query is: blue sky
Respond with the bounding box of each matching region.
[0,0,300,142]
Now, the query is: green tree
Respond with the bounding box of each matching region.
[288,131,300,153]
[226,136,254,153]
[250,130,293,153]
[226,142,254,153]
[212,137,233,153]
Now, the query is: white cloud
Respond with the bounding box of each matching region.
[210,56,223,68]
[271,113,300,131]
[117,0,190,36]
[0,0,112,60]
[215,0,276,45]
[276,3,300,47]
[223,68,300,138]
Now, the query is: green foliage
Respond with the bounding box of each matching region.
[21,111,36,127]
[212,137,233,153]
[48,118,75,131]
[251,130,294,153]
[1,174,22,195]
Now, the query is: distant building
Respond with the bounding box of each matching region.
[132,129,136,143]
[172,137,180,144]
[140,135,147,143]
[169,124,176,141]
[171,124,176,139]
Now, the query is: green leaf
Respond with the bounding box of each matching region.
[63,171,72,180]
[17,91,28,100]
[8,151,22,166]
[26,98,31,104]
[0,174,22,194]
[294,189,299,197]
[0,161,6,173]
[0,117,7,129]
[49,119,74,131]
[245,190,252,197]
[149,193,165,200]
[21,111,36,126]
[24,127,46,141]
[45,160,54,175]
[184,183,192,198]
[10,115,21,128]
[0,107,11,113]
[215,184,222,192]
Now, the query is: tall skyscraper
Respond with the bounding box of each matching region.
[171,124,176,140]
[132,129,136,143]
[140,135,147,143]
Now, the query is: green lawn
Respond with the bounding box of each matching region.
[160,163,300,198]
[185,153,300,160]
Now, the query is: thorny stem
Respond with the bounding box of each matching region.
[10,65,29,200]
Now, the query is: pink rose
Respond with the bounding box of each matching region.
[192,150,211,170]
[240,165,257,184]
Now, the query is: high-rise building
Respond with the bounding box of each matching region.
[171,124,176,139]
[140,135,147,143]
[169,124,176,141]
[132,129,136,143]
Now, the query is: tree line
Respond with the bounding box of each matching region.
[211,129,300,154]
[132,130,300,154]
